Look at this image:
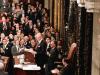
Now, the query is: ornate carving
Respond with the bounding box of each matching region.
[77,0,100,13]
[85,1,100,12]
[77,0,85,7]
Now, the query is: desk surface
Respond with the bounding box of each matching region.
[14,64,41,70]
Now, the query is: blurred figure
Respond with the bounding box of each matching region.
[30,39,37,50]
[11,39,23,56]
[0,37,14,75]
[35,33,47,75]
[0,33,5,44]
[45,40,58,75]
[0,59,7,75]
[45,37,51,57]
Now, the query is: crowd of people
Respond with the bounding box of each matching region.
[0,1,77,75]
[0,1,66,75]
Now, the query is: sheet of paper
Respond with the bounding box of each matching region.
[14,64,41,70]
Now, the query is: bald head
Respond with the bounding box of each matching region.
[35,33,43,42]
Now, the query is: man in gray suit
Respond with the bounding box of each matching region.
[11,40,20,56]
[11,40,24,56]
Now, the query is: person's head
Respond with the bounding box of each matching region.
[4,36,9,43]
[50,40,57,49]
[34,28,40,34]
[28,34,33,41]
[45,37,51,44]
[45,30,51,37]
[2,37,8,45]
[2,16,6,22]
[36,19,40,23]
[14,35,19,41]
[16,30,21,36]
[24,36,29,42]
[31,5,35,10]
[15,23,20,29]
[15,40,20,46]
[25,16,29,22]
[39,3,42,8]
[30,39,36,48]
[15,4,21,9]
[20,39,25,46]
[57,40,62,46]
[36,1,39,5]
[9,33,14,40]
[33,24,37,28]
[0,33,5,39]
[35,33,43,42]
[29,20,33,25]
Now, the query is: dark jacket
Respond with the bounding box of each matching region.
[35,40,47,67]
[0,43,14,75]
[45,47,58,75]
[47,47,58,69]
[0,43,13,58]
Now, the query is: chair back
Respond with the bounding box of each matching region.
[66,43,77,60]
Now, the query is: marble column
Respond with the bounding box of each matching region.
[77,0,93,75]
[84,0,100,75]
[92,12,100,75]
[44,0,49,9]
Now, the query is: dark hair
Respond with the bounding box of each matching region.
[51,40,57,47]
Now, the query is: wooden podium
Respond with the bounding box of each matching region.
[14,64,41,75]
[13,52,41,75]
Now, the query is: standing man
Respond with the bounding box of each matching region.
[35,33,47,75]
[45,40,59,75]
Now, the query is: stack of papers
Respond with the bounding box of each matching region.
[14,64,23,69]
[14,64,41,70]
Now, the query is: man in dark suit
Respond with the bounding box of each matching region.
[0,16,10,36]
[0,37,13,75]
[35,33,47,75]
[45,40,58,75]
[0,37,13,58]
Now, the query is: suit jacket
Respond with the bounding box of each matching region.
[45,47,59,75]
[11,45,23,56]
[0,22,10,36]
[47,47,58,69]
[35,40,47,67]
[0,23,3,33]
[0,43,14,75]
[0,43,13,58]
[23,23,30,36]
